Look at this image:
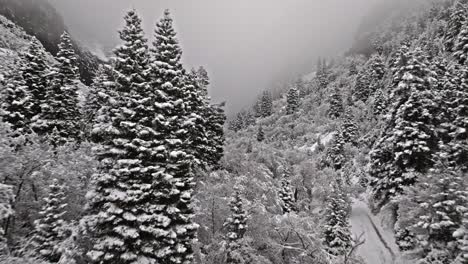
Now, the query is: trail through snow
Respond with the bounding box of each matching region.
[350,198,399,264]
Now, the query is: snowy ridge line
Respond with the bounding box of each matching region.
[365,213,396,261]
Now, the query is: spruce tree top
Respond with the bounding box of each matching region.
[152,9,183,85]
[114,9,149,89]
[56,32,78,84]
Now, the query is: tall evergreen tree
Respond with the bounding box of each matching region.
[226,187,248,243]
[316,58,330,90]
[32,179,68,262]
[406,168,468,256]
[444,0,467,51]
[33,32,81,145]
[341,110,358,145]
[390,42,410,86]
[373,89,388,116]
[261,90,273,117]
[83,65,115,138]
[86,10,179,264]
[353,70,372,102]
[0,71,30,134]
[286,86,299,114]
[278,166,297,214]
[368,54,385,80]
[328,86,344,119]
[322,185,352,256]
[23,38,49,122]
[323,132,346,170]
[205,102,226,168]
[454,20,468,65]
[370,48,439,208]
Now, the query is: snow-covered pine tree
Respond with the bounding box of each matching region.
[341,110,358,145]
[444,0,467,52]
[232,112,244,132]
[370,48,439,208]
[278,166,297,214]
[0,183,13,255]
[353,70,371,102]
[86,9,170,264]
[183,69,211,169]
[32,179,68,262]
[33,32,81,145]
[390,41,410,86]
[261,90,273,117]
[226,187,248,243]
[205,102,226,168]
[455,19,468,65]
[324,132,346,170]
[257,125,265,142]
[406,168,468,257]
[0,71,30,134]
[368,54,385,80]
[23,38,49,122]
[373,89,387,116]
[150,9,199,263]
[83,65,114,138]
[328,85,344,119]
[286,86,299,114]
[322,185,351,256]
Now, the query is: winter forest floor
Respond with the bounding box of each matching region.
[350,197,400,264]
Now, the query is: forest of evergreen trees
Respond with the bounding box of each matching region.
[1,0,468,264]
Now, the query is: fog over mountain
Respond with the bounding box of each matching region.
[50,0,378,112]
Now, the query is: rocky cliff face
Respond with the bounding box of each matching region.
[0,0,100,84]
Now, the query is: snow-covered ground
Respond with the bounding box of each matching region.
[350,198,400,264]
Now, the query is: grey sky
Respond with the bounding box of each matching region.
[49,0,378,113]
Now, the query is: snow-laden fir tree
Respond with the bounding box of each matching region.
[373,89,387,116]
[261,90,273,117]
[390,41,410,86]
[0,71,30,134]
[406,168,468,258]
[23,38,49,122]
[0,183,13,255]
[367,54,385,80]
[83,65,114,138]
[286,86,299,114]
[436,63,468,171]
[322,185,352,256]
[370,48,439,208]
[328,85,344,119]
[183,68,211,169]
[454,19,468,65]
[32,179,68,262]
[33,32,81,145]
[205,102,226,168]
[278,166,297,214]
[257,125,265,142]
[353,70,371,102]
[454,208,468,263]
[323,132,346,170]
[151,9,199,263]
[226,187,248,243]
[341,110,358,145]
[86,9,161,264]
[444,0,467,51]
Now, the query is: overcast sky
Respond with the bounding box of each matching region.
[49,0,378,113]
